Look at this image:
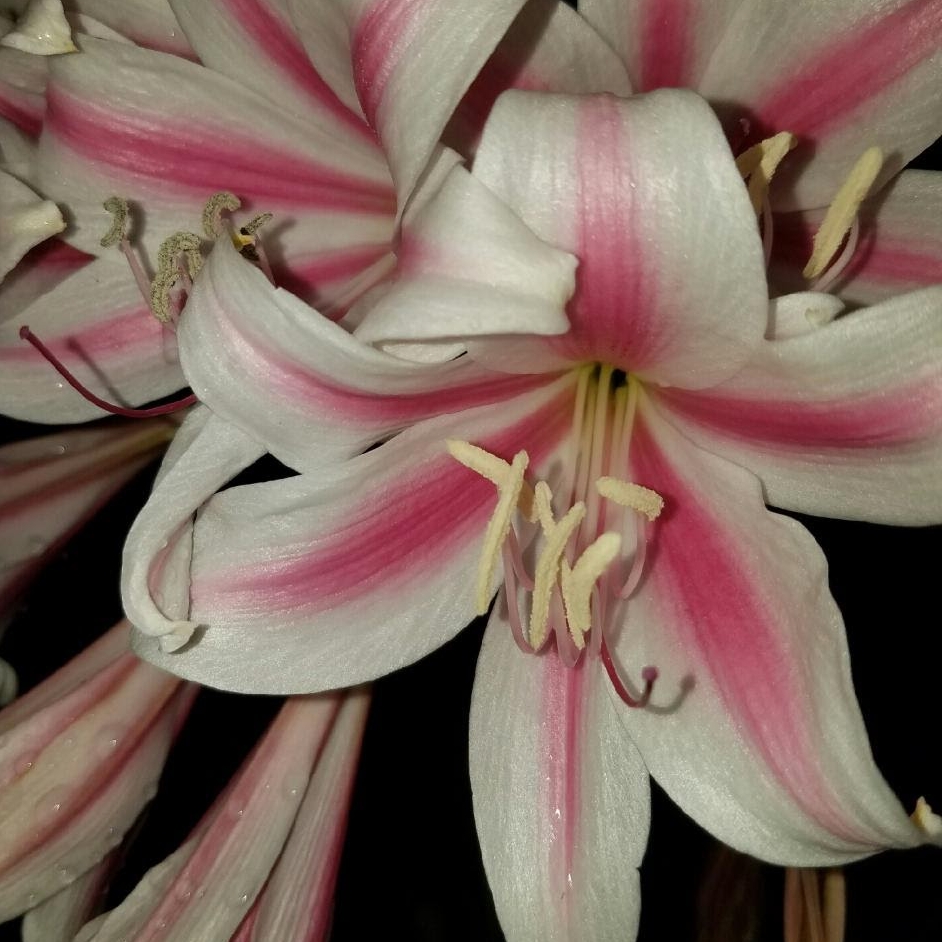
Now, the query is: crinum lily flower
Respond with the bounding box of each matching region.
[579,0,942,304]
[73,689,368,942]
[122,88,942,940]
[1,0,628,424]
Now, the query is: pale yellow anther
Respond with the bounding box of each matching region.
[241,212,273,236]
[149,268,176,324]
[735,132,797,214]
[912,796,942,840]
[560,531,622,648]
[202,191,241,239]
[100,196,130,248]
[803,147,883,280]
[446,440,535,521]
[529,483,585,651]
[596,477,664,522]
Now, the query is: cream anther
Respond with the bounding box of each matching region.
[446,440,535,520]
[804,147,883,280]
[912,797,942,839]
[100,196,130,248]
[736,132,797,214]
[560,532,622,647]
[240,212,273,238]
[529,482,585,650]
[596,477,664,522]
[202,191,241,239]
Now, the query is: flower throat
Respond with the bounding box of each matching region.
[449,364,662,708]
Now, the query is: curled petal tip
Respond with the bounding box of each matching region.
[156,623,197,653]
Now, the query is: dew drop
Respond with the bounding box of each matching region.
[282,773,307,800]
[35,785,69,820]
[174,878,194,902]
[57,866,75,886]
[50,443,67,456]
[26,892,37,907]
[96,724,125,758]
[14,752,37,775]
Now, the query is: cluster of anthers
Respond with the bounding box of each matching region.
[18,192,274,418]
[736,128,883,288]
[448,366,664,708]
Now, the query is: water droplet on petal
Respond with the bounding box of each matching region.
[174,879,194,902]
[14,752,37,776]
[282,773,307,801]
[57,866,75,886]
[35,785,69,820]
[96,724,125,758]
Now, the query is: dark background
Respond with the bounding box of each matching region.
[2,150,942,942]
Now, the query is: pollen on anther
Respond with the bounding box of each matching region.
[99,196,130,248]
[202,191,241,239]
[596,477,664,522]
[560,531,622,646]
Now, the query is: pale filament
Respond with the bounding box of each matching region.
[449,370,664,706]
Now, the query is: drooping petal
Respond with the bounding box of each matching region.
[770,170,942,306]
[131,377,576,693]
[0,169,63,279]
[78,695,341,942]
[121,406,266,654]
[298,0,529,211]
[615,396,935,865]
[21,850,116,942]
[177,238,556,472]
[65,0,196,56]
[0,420,171,614]
[241,689,369,942]
[36,35,395,286]
[580,0,743,92]
[654,287,942,525]
[353,163,576,348]
[700,0,942,210]
[170,0,371,146]
[470,605,649,942]
[0,252,187,423]
[443,0,632,158]
[471,89,768,388]
[0,622,196,920]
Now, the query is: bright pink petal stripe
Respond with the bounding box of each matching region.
[45,89,396,215]
[551,97,662,371]
[223,0,375,144]
[639,0,694,91]
[749,0,942,141]
[629,419,869,840]
[658,378,942,450]
[197,384,574,614]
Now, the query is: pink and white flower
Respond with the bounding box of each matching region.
[0,620,196,922]
[74,688,368,942]
[123,87,942,940]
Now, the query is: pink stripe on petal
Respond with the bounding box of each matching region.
[552,97,661,371]
[198,387,573,614]
[0,305,162,364]
[659,379,942,450]
[630,419,863,839]
[0,94,42,137]
[639,0,693,91]
[539,652,585,904]
[46,90,396,215]
[223,0,374,144]
[350,0,418,129]
[749,0,942,142]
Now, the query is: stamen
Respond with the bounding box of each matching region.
[803,147,883,280]
[559,531,621,647]
[912,797,942,838]
[736,132,797,214]
[19,326,197,418]
[99,197,152,305]
[151,231,203,323]
[529,482,585,650]
[202,191,241,239]
[596,477,664,522]
[600,636,657,708]
[100,196,130,248]
[446,440,535,521]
